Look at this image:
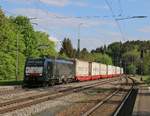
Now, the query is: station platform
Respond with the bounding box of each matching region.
[132,78,150,116]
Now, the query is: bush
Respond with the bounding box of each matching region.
[144,76,150,84]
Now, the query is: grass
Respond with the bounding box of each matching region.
[0,80,23,86]
[142,75,150,85]
[84,88,114,95]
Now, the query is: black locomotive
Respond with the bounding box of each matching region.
[23,58,75,87]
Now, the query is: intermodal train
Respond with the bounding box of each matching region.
[23,58,123,87]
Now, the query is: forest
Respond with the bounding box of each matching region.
[0,8,149,81]
[91,41,150,75]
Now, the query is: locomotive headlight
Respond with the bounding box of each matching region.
[26,73,30,76]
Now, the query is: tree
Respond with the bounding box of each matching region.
[0,8,57,80]
[79,51,112,65]
[92,53,112,65]
[107,42,122,66]
[91,45,107,54]
[80,48,88,58]
[127,64,137,74]
[122,49,140,64]
[143,52,150,75]
[79,48,93,61]
[0,53,16,80]
[34,31,57,57]
[60,38,75,58]
[91,40,150,75]
[0,9,25,80]
[10,16,37,57]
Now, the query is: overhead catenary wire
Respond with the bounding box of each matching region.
[118,0,123,16]
[104,0,125,68]
[105,0,126,41]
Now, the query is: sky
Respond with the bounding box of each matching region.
[0,0,150,50]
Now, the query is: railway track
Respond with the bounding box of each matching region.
[0,78,120,114]
[113,77,136,116]
[81,76,134,116]
[0,78,115,96]
[0,86,22,95]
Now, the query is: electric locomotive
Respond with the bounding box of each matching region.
[23,58,75,87]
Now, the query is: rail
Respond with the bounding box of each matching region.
[0,78,119,114]
[82,76,133,116]
[113,76,138,116]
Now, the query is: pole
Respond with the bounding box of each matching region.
[16,33,19,81]
[77,39,80,58]
[15,18,37,81]
[77,23,83,58]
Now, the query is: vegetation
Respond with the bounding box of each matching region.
[60,40,113,64]
[142,75,150,85]
[91,41,150,75]
[60,38,76,58]
[0,80,22,86]
[0,9,56,80]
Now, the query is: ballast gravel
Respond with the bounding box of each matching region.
[0,78,124,116]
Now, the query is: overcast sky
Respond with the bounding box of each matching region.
[0,0,150,50]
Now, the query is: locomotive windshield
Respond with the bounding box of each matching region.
[25,59,44,76]
[26,59,44,66]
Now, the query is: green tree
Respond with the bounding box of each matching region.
[79,50,112,65]
[10,16,37,57]
[122,49,140,64]
[0,9,25,80]
[127,64,137,74]
[60,38,75,58]
[107,42,122,66]
[143,52,150,75]
[0,53,16,80]
[34,31,57,57]
[80,51,92,61]
[0,9,57,80]
[92,53,112,65]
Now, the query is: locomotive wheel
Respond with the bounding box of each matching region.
[22,84,26,88]
[44,82,49,87]
[50,80,55,86]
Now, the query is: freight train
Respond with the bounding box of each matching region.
[23,58,123,87]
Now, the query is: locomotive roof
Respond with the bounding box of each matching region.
[46,58,73,64]
[27,57,74,64]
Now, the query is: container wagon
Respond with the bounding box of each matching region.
[99,64,107,78]
[107,65,113,78]
[75,59,91,81]
[112,66,116,77]
[121,68,124,75]
[90,62,100,80]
